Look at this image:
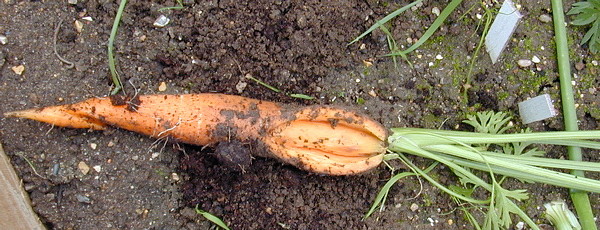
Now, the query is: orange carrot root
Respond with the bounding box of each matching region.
[4,93,387,175]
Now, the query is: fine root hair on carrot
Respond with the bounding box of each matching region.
[4,93,388,175]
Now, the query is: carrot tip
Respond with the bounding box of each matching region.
[4,108,107,130]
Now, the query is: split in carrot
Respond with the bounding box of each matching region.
[4,93,387,175]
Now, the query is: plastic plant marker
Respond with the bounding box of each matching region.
[485,0,522,63]
[518,94,557,124]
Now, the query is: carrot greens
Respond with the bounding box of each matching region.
[369,111,600,229]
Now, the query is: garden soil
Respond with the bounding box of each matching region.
[0,0,598,229]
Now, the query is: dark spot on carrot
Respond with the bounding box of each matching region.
[97,115,107,123]
[213,123,236,141]
[109,95,127,106]
[126,94,141,112]
[220,110,235,120]
[214,140,251,172]
[327,118,339,128]
[344,116,357,125]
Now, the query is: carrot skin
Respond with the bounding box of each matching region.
[4,93,387,175]
[6,94,282,146]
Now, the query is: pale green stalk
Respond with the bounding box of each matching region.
[551,0,596,228]
[390,128,600,148]
[108,0,127,95]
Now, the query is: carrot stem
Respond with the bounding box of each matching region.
[551,0,596,228]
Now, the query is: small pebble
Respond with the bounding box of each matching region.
[52,163,61,175]
[531,55,541,63]
[75,194,91,203]
[235,81,247,93]
[539,14,552,23]
[368,89,377,97]
[427,217,436,226]
[431,7,440,16]
[24,184,36,191]
[410,203,419,212]
[158,81,167,91]
[575,62,585,71]
[78,161,90,175]
[68,0,78,4]
[411,1,423,11]
[517,59,533,68]
[0,35,7,45]
[435,54,443,60]
[107,141,115,147]
[515,221,525,230]
[171,173,180,181]
[153,15,170,27]
[11,65,25,75]
[92,165,102,173]
[74,20,84,33]
[592,60,598,66]
[90,143,97,150]
[362,59,373,67]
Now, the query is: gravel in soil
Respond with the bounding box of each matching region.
[0,0,598,229]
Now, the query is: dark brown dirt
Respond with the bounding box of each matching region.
[0,0,598,229]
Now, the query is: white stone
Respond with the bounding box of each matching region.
[538,14,552,23]
[431,7,440,16]
[153,15,170,27]
[517,59,532,68]
[410,203,419,212]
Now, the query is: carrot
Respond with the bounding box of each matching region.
[4,93,387,175]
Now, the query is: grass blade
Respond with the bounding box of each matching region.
[364,171,416,218]
[195,205,230,230]
[387,0,463,56]
[349,0,423,45]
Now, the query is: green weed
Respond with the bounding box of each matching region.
[568,0,600,53]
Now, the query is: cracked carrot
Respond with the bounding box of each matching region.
[4,93,387,175]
